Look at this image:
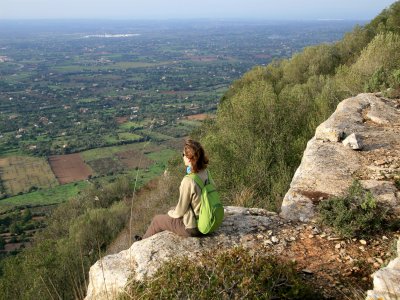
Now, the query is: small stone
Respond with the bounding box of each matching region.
[271,236,279,243]
[308,234,314,238]
[375,258,384,264]
[359,246,365,251]
[289,236,296,241]
[320,233,327,238]
[359,240,367,245]
[382,236,388,240]
[368,258,375,264]
[256,234,263,239]
[342,133,364,150]
[335,243,341,249]
[373,262,380,268]
[302,269,313,275]
[264,239,273,246]
[374,159,386,166]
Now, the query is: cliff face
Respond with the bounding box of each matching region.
[280,93,400,222]
[85,93,400,300]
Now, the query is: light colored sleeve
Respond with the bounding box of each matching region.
[168,177,196,218]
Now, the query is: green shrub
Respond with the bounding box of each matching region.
[317,180,387,238]
[123,247,321,300]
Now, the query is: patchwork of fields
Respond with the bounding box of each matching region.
[0,139,181,211]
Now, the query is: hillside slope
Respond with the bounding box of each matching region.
[85,93,400,300]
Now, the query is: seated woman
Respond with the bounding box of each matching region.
[141,139,208,239]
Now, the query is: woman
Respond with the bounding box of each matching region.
[141,139,208,239]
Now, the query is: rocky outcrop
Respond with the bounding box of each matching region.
[280,93,400,222]
[366,239,400,300]
[85,206,286,300]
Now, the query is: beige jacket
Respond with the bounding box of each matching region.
[168,169,208,229]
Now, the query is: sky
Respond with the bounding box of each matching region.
[0,0,396,20]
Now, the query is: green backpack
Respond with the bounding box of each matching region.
[187,170,224,234]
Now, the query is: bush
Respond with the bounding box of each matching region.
[317,180,388,238]
[123,247,321,300]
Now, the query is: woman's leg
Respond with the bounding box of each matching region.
[142,214,190,239]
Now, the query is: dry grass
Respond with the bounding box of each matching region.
[0,156,58,195]
[106,170,182,254]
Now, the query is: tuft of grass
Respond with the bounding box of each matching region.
[317,180,388,238]
[122,247,321,300]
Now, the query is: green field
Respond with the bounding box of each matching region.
[77,97,99,103]
[0,181,88,213]
[117,132,142,141]
[52,61,174,73]
[81,142,158,161]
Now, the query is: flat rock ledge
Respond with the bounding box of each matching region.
[85,206,287,300]
[280,93,400,222]
[366,239,400,300]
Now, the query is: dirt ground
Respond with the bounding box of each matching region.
[185,113,211,121]
[48,154,93,184]
[115,116,129,124]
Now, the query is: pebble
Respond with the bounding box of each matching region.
[382,236,388,240]
[359,239,367,245]
[289,236,296,241]
[256,234,263,239]
[271,236,279,243]
[368,258,375,263]
[375,258,384,264]
[302,269,313,275]
[264,239,273,246]
[359,246,365,251]
[308,234,314,238]
[335,243,341,249]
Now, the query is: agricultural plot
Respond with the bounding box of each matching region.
[116,150,154,169]
[0,181,88,212]
[86,157,125,176]
[48,154,93,184]
[0,156,58,196]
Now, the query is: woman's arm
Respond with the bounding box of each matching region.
[168,177,196,218]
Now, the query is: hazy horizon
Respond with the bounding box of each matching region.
[1,0,396,21]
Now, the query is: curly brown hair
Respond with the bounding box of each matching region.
[183,139,209,173]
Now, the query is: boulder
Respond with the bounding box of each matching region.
[280,93,400,222]
[85,206,283,300]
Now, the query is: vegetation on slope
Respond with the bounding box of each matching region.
[200,1,400,210]
[123,247,321,300]
[2,2,400,299]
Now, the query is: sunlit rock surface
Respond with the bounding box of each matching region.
[280,93,400,222]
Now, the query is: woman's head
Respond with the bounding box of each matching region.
[183,139,208,173]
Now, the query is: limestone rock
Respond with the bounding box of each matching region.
[281,93,400,222]
[85,206,284,300]
[342,133,364,150]
[366,242,400,300]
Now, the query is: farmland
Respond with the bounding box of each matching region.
[0,19,359,256]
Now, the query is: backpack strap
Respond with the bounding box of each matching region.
[186,172,207,220]
[186,173,205,189]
